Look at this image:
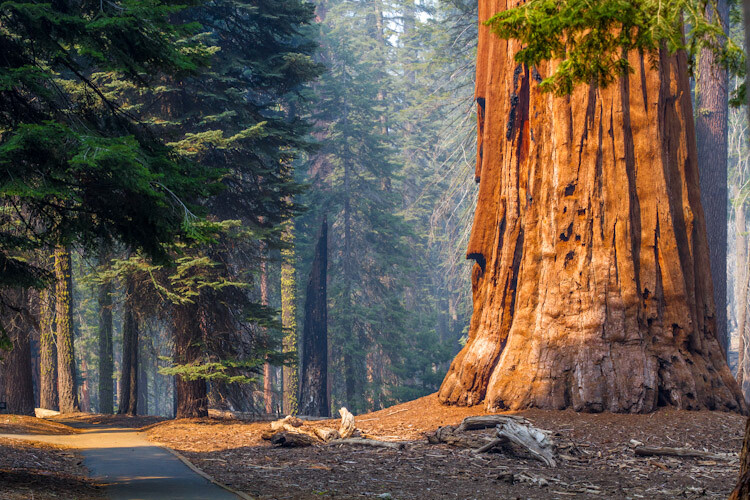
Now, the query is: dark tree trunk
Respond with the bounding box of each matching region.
[261,250,274,414]
[138,341,148,415]
[173,302,207,418]
[696,0,729,357]
[0,289,35,416]
[97,275,113,414]
[299,216,329,417]
[118,276,138,415]
[438,0,744,413]
[39,287,58,410]
[54,246,78,413]
[281,222,298,415]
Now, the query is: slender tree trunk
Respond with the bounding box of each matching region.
[261,250,273,414]
[118,276,138,415]
[138,340,148,415]
[0,289,35,416]
[342,155,360,411]
[173,302,207,418]
[39,287,58,410]
[439,0,744,413]
[80,359,90,412]
[696,0,730,356]
[299,216,329,417]
[281,222,298,415]
[738,248,750,391]
[54,245,78,413]
[97,269,113,414]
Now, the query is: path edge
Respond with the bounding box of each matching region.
[153,441,254,500]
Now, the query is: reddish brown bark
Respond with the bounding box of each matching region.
[438,0,745,413]
[0,289,35,416]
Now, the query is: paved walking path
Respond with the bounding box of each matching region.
[0,422,240,500]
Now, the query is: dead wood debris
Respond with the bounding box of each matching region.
[263,407,405,449]
[633,445,735,461]
[427,415,558,467]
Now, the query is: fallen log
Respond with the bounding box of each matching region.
[634,446,731,461]
[270,415,304,430]
[270,432,318,448]
[496,420,557,467]
[456,415,529,432]
[329,438,406,450]
[314,427,340,442]
[426,425,493,448]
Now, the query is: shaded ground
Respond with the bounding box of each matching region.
[0,417,239,500]
[147,394,746,500]
[0,436,105,500]
[0,414,79,435]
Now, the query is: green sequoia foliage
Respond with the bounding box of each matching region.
[488,0,744,95]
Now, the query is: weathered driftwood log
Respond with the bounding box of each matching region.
[634,446,730,460]
[270,432,318,448]
[426,425,493,448]
[271,415,304,430]
[338,407,356,439]
[314,427,340,442]
[428,415,557,467]
[496,421,557,467]
[456,415,529,432]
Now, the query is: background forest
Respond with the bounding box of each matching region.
[3,0,750,419]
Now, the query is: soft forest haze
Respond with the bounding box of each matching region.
[2,0,750,498]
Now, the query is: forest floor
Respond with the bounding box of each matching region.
[0,415,105,499]
[146,394,746,500]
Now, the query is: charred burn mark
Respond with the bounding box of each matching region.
[564,182,576,196]
[513,64,523,88]
[531,66,543,83]
[564,250,575,268]
[467,252,486,273]
[559,222,573,242]
[577,208,586,216]
[506,93,519,140]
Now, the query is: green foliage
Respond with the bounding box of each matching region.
[159,360,261,384]
[488,0,744,95]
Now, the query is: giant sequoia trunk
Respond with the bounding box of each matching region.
[0,290,35,416]
[298,216,329,417]
[438,0,745,413]
[54,246,79,413]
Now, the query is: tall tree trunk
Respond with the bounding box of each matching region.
[730,1,750,496]
[261,250,274,414]
[438,0,745,413]
[39,287,58,411]
[0,290,35,416]
[738,248,750,392]
[80,359,91,412]
[299,216,329,417]
[138,340,148,416]
[54,245,78,413]
[118,276,138,415]
[173,302,207,418]
[696,0,730,356]
[281,222,298,415]
[97,269,113,414]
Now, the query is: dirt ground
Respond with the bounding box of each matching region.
[0,436,105,500]
[145,394,747,500]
